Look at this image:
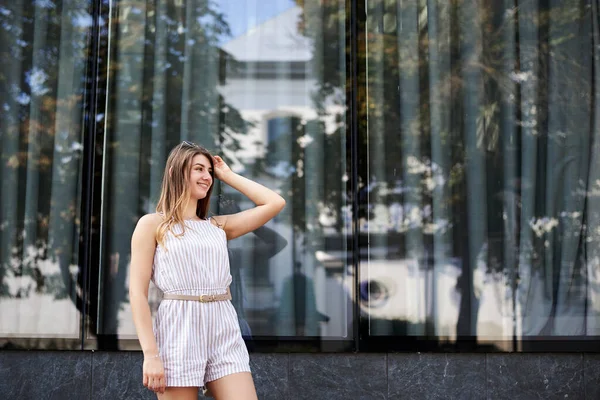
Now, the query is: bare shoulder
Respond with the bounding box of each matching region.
[132,213,163,242]
[137,212,164,228]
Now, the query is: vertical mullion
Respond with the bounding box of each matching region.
[81,0,100,348]
[350,0,364,352]
[80,0,104,349]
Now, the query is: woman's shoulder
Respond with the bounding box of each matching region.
[137,212,164,229]
[131,213,164,246]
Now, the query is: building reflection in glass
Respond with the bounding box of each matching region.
[101,0,350,343]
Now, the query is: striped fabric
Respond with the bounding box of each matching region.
[151,218,251,387]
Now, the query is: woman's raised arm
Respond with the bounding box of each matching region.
[211,155,285,240]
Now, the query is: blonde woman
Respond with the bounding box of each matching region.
[129,141,285,399]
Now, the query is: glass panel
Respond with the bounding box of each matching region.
[98,0,349,344]
[0,0,91,345]
[363,0,599,343]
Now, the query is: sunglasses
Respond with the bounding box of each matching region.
[181,140,210,151]
[180,141,213,159]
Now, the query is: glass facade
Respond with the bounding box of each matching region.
[1,0,600,352]
[362,0,600,351]
[96,0,349,349]
[0,0,92,348]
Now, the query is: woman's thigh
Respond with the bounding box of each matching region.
[156,386,198,400]
[205,372,258,400]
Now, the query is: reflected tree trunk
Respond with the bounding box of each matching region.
[499,0,518,339]
[189,0,220,147]
[548,0,591,336]
[427,0,454,337]
[180,0,195,139]
[51,0,88,308]
[100,1,148,342]
[515,0,543,338]
[399,0,425,336]
[459,0,486,337]
[0,0,24,296]
[22,0,50,262]
[150,0,169,205]
[586,0,600,336]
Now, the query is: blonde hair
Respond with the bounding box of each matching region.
[155,142,215,249]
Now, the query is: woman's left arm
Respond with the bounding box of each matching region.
[213,155,285,240]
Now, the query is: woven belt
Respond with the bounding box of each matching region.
[162,287,231,303]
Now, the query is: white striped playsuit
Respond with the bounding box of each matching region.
[151,218,251,387]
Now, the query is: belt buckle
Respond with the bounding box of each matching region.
[199,294,215,302]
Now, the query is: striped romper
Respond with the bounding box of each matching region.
[151,218,251,387]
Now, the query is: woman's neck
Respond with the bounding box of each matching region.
[183,201,198,220]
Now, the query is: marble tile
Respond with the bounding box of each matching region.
[289,353,387,400]
[0,350,592,399]
[0,350,92,400]
[92,351,154,400]
[487,354,584,400]
[249,354,289,400]
[93,352,287,400]
[388,353,486,400]
[584,354,600,399]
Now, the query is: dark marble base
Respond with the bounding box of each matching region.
[1,351,600,399]
[92,352,153,400]
[0,351,92,400]
[487,354,584,400]
[388,353,486,399]
[250,354,289,400]
[289,354,387,400]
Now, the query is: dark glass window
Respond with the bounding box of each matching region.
[95,0,350,348]
[2,0,599,353]
[362,0,600,348]
[0,0,92,347]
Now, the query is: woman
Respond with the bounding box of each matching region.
[129,141,285,399]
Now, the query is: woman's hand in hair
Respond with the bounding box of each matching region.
[212,155,232,180]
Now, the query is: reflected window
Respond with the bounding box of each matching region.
[265,115,302,173]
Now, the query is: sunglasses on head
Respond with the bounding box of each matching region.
[180,141,212,157]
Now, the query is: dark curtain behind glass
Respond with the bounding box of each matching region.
[0,0,90,346]
[97,0,243,342]
[98,0,349,345]
[363,0,600,342]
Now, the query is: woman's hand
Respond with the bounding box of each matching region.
[143,356,166,394]
[212,155,232,180]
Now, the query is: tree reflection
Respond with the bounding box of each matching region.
[96,0,251,345]
[296,0,599,341]
[0,0,251,347]
[0,0,89,346]
[2,0,598,348]
[357,0,598,340]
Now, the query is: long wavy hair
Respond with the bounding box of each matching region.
[155,142,215,249]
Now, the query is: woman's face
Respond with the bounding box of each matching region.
[187,154,213,199]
